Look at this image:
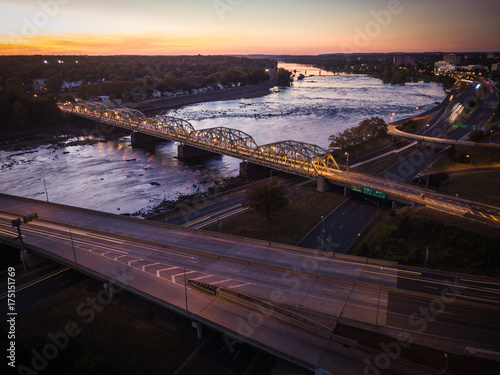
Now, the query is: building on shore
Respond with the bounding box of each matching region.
[434,61,456,73]
[443,53,461,65]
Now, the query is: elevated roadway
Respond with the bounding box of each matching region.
[1,194,499,373]
[387,124,500,148]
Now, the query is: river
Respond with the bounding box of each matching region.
[0,63,446,216]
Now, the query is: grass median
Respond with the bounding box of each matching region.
[437,170,500,207]
[205,187,346,245]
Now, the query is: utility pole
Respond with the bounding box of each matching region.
[41,172,49,202]
[321,216,325,251]
[68,222,78,268]
[11,214,39,273]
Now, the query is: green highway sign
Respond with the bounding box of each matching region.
[363,186,373,196]
[373,190,386,199]
[351,185,363,193]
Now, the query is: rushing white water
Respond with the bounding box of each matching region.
[0,65,446,216]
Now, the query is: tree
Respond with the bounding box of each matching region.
[329,116,388,156]
[46,75,63,93]
[468,129,484,142]
[245,180,288,219]
[276,68,292,86]
[11,101,28,128]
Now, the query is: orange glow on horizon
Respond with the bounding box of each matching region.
[0,32,232,56]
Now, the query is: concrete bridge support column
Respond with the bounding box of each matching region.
[177,144,218,161]
[131,131,161,147]
[192,322,203,340]
[317,176,325,192]
[239,161,271,180]
[20,250,44,267]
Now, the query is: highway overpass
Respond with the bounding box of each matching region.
[387,124,500,148]
[1,193,499,374]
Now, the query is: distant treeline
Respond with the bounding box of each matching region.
[0,55,277,130]
[283,52,499,86]
[0,77,60,131]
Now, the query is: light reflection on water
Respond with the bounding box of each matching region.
[0,68,445,216]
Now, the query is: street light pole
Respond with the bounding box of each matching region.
[41,172,49,202]
[321,216,325,252]
[163,191,167,223]
[345,152,349,170]
[425,157,432,189]
[68,222,77,268]
[467,154,472,173]
[184,257,195,317]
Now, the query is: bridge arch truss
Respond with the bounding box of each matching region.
[189,127,259,158]
[252,140,339,176]
[64,102,342,179]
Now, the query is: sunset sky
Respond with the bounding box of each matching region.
[1,0,499,55]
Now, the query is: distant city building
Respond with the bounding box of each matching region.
[393,55,416,66]
[492,63,500,72]
[434,61,456,72]
[487,53,496,59]
[443,53,461,65]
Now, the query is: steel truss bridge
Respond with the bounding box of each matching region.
[60,102,340,178]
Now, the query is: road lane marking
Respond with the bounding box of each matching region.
[0,267,70,299]
[85,233,124,244]
[192,275,214,281]
[460,278,500,287]
[446,293,500,304]
[184,204,242,227]
[156,266,178,277]
[227,282,253,289]
[171,270,196,283]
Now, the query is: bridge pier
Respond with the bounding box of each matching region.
[177,144,219,161]
[316,176,334,192]
[192,322,203,340]
[20,249,45,267]
[239,161,272,180]
[131,131,162,147]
